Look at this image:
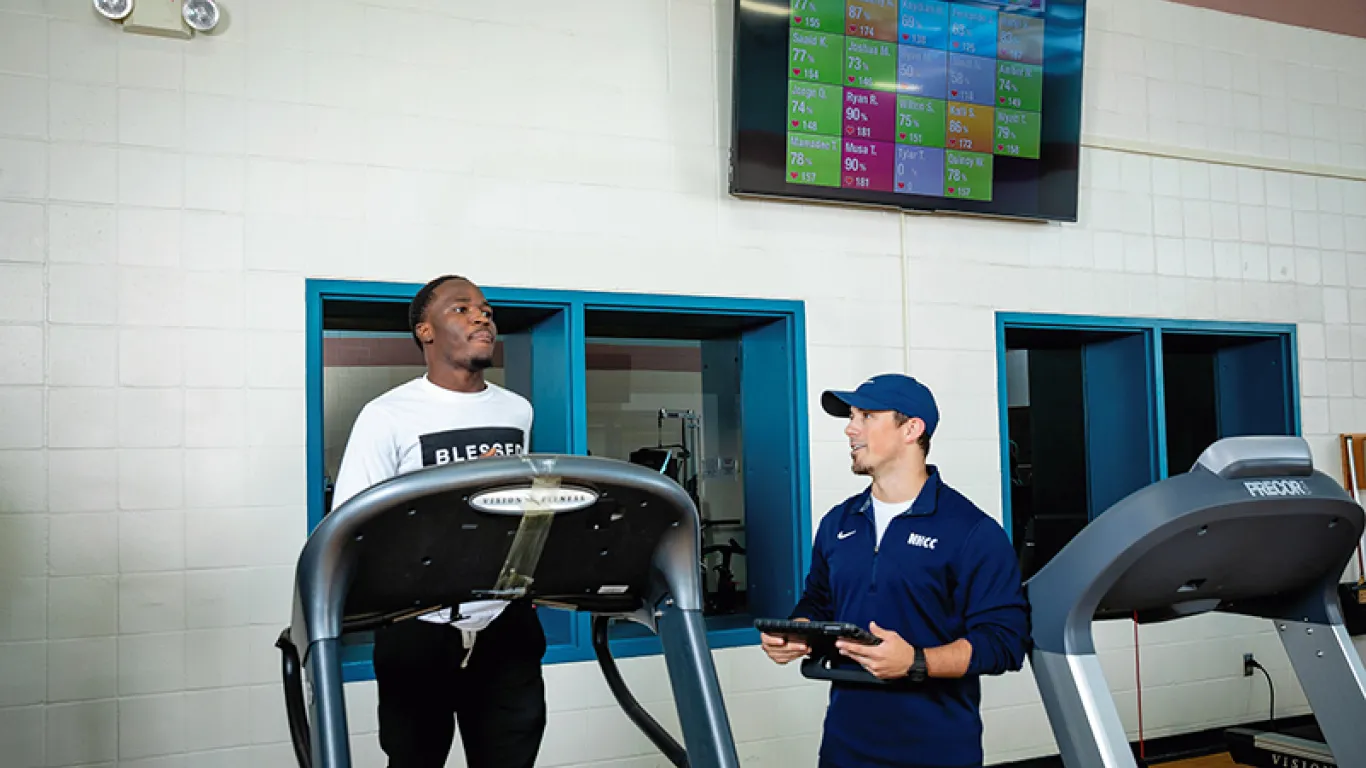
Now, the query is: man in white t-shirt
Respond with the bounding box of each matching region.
[330,274,546,768]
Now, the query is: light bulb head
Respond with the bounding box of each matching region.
[93,0,133,20]
[182,0,219,32]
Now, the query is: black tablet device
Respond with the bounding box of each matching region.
[754,618,882,646]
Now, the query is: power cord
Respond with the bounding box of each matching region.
[1246,655,1276,730]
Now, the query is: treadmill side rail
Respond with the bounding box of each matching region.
[1030,651,1137,768]
[306,638,350,768]
[659,603,740,768]
[1277,618,1366,766]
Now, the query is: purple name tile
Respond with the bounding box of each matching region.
[842,87,897,142]
[841,138,896,192]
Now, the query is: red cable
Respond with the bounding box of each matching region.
[1134,612,1145,762]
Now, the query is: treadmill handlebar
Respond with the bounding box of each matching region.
[289,453,706,659]
[280,453,742,768]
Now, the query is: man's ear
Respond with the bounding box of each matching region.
[415,321,434,345]
[904,417,925,445]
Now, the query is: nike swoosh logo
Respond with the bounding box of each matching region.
[837,530,856,540]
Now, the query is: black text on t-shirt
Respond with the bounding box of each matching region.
[419,426,526,467]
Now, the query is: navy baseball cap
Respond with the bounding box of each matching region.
[821,373,940,436]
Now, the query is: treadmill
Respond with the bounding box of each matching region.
[274,453,741,768]
[1025,435,1366,768]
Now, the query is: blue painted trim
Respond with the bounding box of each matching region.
[1145,328,1161,484]
[567,302,589,456]
[1286,327,1302,435]
[995,311,1300,535]
[995,316,1012,540]
[306,278,812,677]
[306,281,327,531]
[997,312,1297,338]
[306,278,806,317]
[322,330,410,338]
[1152,330,1169,478]
[789,301,815,584]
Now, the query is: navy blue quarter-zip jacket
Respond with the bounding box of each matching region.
[790,466,1029,768]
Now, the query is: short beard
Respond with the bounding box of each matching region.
[851,459,873,476]
[446,351,494,373]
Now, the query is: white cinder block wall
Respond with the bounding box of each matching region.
[0,0,1363,765]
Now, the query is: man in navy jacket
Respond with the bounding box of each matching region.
[761,374,1029,768]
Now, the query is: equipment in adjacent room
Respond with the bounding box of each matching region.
[629,408,748,616]
[1338,432,1366,605]
[275,454,741,768]
[701,536,746,616]
[630,408,704,509]
[1025,435,1366,768]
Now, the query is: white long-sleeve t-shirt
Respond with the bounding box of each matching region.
[330,374,534,632]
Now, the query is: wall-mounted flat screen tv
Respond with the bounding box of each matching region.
[728,0,1087,222]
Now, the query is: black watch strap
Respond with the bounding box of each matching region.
[909,647,928,682]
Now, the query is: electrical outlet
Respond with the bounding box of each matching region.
[123,0,191,39]
[1243,653,1255,676]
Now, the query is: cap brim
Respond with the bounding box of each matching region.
[821,390,890,418]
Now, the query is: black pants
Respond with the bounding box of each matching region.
[373,601,547,768]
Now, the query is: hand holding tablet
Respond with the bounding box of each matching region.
[755,618,883,665]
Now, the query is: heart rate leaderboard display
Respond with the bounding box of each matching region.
[785,0,1047,203]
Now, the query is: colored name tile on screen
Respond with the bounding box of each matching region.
[846,37,898,91]
[846,0,899,43]
[791,28,845,86]
[896,95,947,148]
[897,0,950,49]
[896,45,948,99]
[948,3,998,59]
[842,137,896,191]
[947,53,996,107]
[945,149,993,201]
[997,12,1044,66]
[895,145,945,195]
[996,59,1043,111]
[844,87,897,141]
[791,0,847,33]
[994,107,1041,158]
[789,80,844,136]
[945,101,993,154]
[788,132,843,187]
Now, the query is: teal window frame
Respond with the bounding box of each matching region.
[994,312,1301,542]
[305,279,814,680]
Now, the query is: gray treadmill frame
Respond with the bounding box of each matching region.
[1026,436,1366,768]
[286,454,740,768]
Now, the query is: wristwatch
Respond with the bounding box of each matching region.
[909,647,928,682]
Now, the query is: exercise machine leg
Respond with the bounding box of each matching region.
[1031,650,1137,768]
[658,602,740,768]
[1276,617,1366,764]
[307,638,351,768]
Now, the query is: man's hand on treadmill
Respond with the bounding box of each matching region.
[760,618,810,664]
[836,622,915,680]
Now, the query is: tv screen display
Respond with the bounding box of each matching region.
[728,0,1087,222]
